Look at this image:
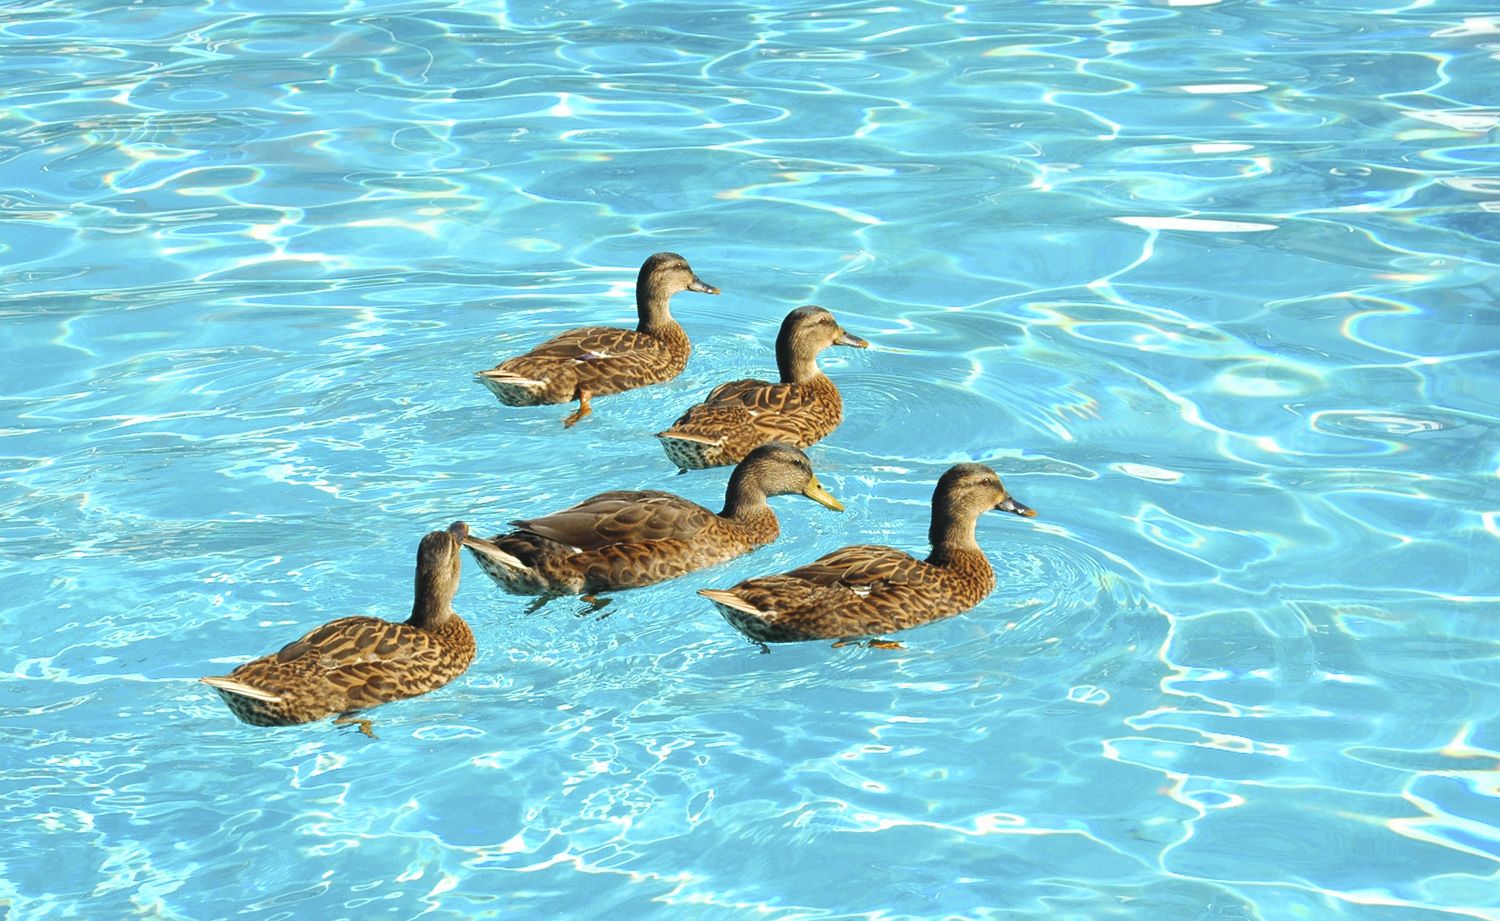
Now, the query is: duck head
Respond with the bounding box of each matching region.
[636,252,718,328]
[723,442,844,517]
[929,464,1034,552]
[776,305,868,382]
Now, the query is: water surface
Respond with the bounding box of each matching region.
[2,1,1498,918]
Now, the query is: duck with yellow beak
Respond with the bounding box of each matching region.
[464,443,842,610]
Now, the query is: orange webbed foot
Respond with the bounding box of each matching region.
[562,388,593,427]
[333,713,378,739]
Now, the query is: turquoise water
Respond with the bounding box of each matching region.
[3,0,1498,917]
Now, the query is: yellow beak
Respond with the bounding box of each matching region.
[802,477,845,511]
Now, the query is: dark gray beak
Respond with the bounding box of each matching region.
[835,329,869,348]
[688,276,720,295]
[996,495,1036,518]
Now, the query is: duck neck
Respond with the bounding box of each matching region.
[776,338,824,384]
[720,469,776,525]
[925,507,984,567]
[409,575,456,630]
[636,279,681,336]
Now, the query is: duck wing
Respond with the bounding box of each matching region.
[227,616,447,708]
[511,490,716,550]
[700,377,771,405]
[517,326,668,363]
[704,545,926,641]
[699,378,821,414]
[782,545,923,589]
[663,380,827,447]
[272,617,441,667]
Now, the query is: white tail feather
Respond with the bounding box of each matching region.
[476,369,544,385]
[657,430,723,446]
[474,371,549,402]
[698,588,768,617]
[200,675,282,703]
[463,540,531,575]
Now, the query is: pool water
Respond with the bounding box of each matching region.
[3,0,1498,918]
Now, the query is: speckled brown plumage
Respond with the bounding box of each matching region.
[657,305,868,470]
[464,444,844,597]
[475,252,718,426]
[700,464,1036,643]
[201,522,476,731]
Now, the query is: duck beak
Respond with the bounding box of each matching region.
[996,495,1036,518]
[447,521,471,543]
[688,276,720,295]
[802,476,845,511]
[835,329,869,348]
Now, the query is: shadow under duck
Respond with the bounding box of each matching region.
[475,252,718,427]
[657,305,868,470]
[699,464,1035,644]
[201,522,477,736]
[464,443,843,600]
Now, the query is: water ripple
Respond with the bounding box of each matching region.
[3,0,1499,918]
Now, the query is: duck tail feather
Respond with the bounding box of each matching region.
[463,539,532,576]
[474,370,549,402]
[698,588,766,617]
[200,675,282,702]
[656,429,722,446]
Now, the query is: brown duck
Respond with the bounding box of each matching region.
[699,464,1036,644]
[656,305,868,470]
[464,444,844,604]
[475,252,718,426]
[201,522,477,736]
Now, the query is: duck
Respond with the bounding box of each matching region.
[699,464,1035,645]
[464,443,843,605]
[200,522,477,737]
[475,252,719,427]
[656,305,868,470]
